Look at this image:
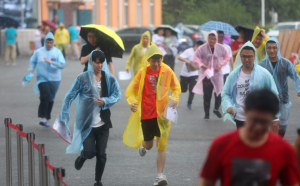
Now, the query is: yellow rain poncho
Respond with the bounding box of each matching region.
[251,26,269,62]
[126,31,151,76]
[123,45,181,151]
[296,64,300,76]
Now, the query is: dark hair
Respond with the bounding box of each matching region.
[241,46,255,53]
[267,40,276,44]
[208,33,216,37]
[37,26,41,29]
[245,89,279,115]
[257,32,263,37]
[46,38,53,41]
[9,23,15,27]
[217,30,224,35]
[92,51,106,63]
[195,40,204,46]
[151,54,163,60]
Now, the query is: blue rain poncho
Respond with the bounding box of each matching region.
[175,23,184,36]
[60,50,121,154]
[28,32,65,95]
[221,41,279,123]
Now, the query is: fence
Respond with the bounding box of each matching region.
[278,29,300,58]
[4,118,69,186]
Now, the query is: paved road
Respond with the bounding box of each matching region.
[0,54,299,186]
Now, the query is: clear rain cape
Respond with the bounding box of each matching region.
[123,44,181,151]
[126,31,151,76]
[221,41,279,124]
[192,30,230,96]
[28,32,65,96]
[60,50,121,154]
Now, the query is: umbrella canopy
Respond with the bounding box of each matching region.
[0,16,19,28]
[199,21,239,36]
[154,25,178,38]
[235,25,254,42]
[42,20,57,30]
[80,24,125,58]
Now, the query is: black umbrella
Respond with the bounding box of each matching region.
[154,25,178,38]
[0,16,19,28]
[234,25,254,42]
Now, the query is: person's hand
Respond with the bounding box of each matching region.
[28,70,33,73]
[170,100,178,108]
[260,29,267,38]
[130,103,138,112]
[186,60,192,65]
[96,47,100,50]
[171,44,176,47]
[297,92,300,97]
[226,107,235,117]
[126,68,129,73]
[215,64,222,71]
[96,98,105,106]
[44,58,51,64]
[202,65,210,70]
[279,94,283,101]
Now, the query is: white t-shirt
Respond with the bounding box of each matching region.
[235,70,251,121]
[93,81,105,128]
[221,44,233,75]
[143,47,148,53]
[180,48,198,77]
[152,34,164,45]
[34,29,41,42]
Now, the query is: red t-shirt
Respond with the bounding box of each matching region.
[141,66,160,120]
[200,130,300,186]
[231,40,246,61]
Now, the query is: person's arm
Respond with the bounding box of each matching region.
[178,49,192,64]
[125,70,142,108]
[221,73,234,116]
[220,46,230,67]
[54,30,58,45]
[193,47,209,69]
[230,57,233,70]
[294,130,300,173]
[198,179,215,186]
[101,76,121,110]
[80,54,90,65]
[178,56,192,64]
[287,61,300,97]
[50,50,66,69]
[169,70,181,107]
[28,50,38,72]
[66,30,70,44]
[126,47,136,72]
[108,62,114,75]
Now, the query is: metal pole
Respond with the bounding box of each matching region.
[38,144,44,186]
[262,0,265,27]
[27,133,35,186]
[42,155,50,186]
[53,168,61,186]
[16,124,24,186]
[4,118,12,186]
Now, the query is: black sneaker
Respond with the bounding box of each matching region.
[75,155,86,170]
[94,181,103,186]
[213,110,222,118]
[204,113,209,120]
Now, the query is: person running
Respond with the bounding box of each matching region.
[231,29,246,62]
[217,31,233,83]
[123,45,181,186]
[252,26,269,62]
[259,37,300,137]
[163,29,178,70]
[34,26,42,50]
[80,29,114,75]
[54,23,70,58]
[178,40,203,109]
[60,50,121,186]
[68,24,81,60]
[152,28,166,55]
[125,31,151,76]
[222,41,279,130]
[192,30,230,120]
[28,32,65,127]
[4,23,17,66]
[199,89,300,186]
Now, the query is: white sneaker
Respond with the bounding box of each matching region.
[154,173,168,186]
[139,144,147,157]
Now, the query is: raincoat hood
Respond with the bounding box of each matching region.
[139,31,151,47]
[87,50,110,74]
[251,26,261,43]
[234,41,258,69]
[265,37,281,60]
[251,26,269,62]
[145,44,163,61]
[175,23,183,35]
[207,30,218,47]
[44,32,55,50]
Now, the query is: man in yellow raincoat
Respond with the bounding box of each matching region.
[252,26,269,62]
[123,44,181,186]
[126,31,151,76]
[54,23,70,58]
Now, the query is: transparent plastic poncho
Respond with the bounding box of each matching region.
[221,41,279,123]
[192,30,230,96]
[60,50,121,154]
[28,32,66,95]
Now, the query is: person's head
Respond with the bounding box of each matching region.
[45,38,54,50]
[37,25,41,30]
[87,31,98,46]
[59,23,64,30]
[238,29,245,39]
[147,54,162,71]
[142,36,149,46]
[9,23,14,28]
[266,40,278,59]
[252,33,263,48]
[165,29,172,37]
[91,51,106,73]
[194,40,204,50]
[217,31,224,44]
[244,89,279,139]
[240,46,255,69]
[208,33,217,48]
[157,28,164,36]
[54,14,58,21]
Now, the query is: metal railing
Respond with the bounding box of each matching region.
[4,118,68,186]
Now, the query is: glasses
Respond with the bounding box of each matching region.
[240,55,254,59]
[248,117,273,125]
[267,47,277,50]
[87,36,97,39]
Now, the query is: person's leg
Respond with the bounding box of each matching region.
[38,82,50,120]
[278,102,292,137]
[47,81,61,120]
[223,74,229,84]
[141,119,156,151]
[4,44,11,65]
[180,76,188,93]
[203,78,213,118]
[74,41,80,59]
[187,76,198,105]
[156,137,166,174]
[170,55,175,71]
[234,120,245,129]
[11,44,16,65]
[95,127,109,183]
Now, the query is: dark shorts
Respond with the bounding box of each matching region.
[141,118,161,141]
[235,119,245,129]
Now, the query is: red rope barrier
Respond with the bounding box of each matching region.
[57,172,68,186]
[45,160,54,171]
[31,139,39,150]
[7,121,28,138]
[7,121,17,130]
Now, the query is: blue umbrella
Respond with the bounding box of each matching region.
[199,21,239,36]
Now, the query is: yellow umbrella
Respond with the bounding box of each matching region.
[80,24,125,58]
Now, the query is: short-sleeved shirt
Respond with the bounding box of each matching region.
[5,28,17,44]
[180,47,198,77]
[235,70,251,121]
[80,44,113,72]
[231,40,246,61]
[68,26,79,41]
[200,130,300,186]
[141,66,160,120]
[221,44,233,75]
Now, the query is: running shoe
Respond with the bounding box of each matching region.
[187,104,192,110]
[154,173,168,186]
[213,109,222,118]
[204,113,209,120]
[39,121,50,127]
[94,181,103,186]
[75,155,86,170]
[139,144,147,157]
